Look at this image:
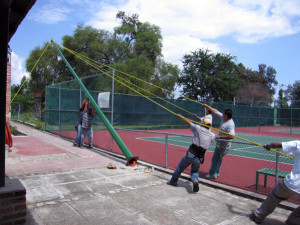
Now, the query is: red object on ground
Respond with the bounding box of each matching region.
[5,123,13,148]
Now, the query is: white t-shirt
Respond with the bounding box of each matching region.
[216,111,235,150]
[282,141,300,194]
[200,114,213,125]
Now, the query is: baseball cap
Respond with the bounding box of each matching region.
[203,118,212,126]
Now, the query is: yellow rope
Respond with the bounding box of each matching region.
[11,42,51,104]
[55,42,202,105]
[62,46,194,115]
[54,41,294,160]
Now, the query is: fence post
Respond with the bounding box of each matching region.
[258,107,261,132]
[165,133,168,168]
[18,102,20,120]
[58,83,61,136]
[44,87,47,131]
[275,152,279,185]
[290,108,293,135]
[110,69,115,152]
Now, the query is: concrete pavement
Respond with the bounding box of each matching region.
[5,121,293,225]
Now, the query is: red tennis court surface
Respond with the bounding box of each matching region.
[53,127,300,204]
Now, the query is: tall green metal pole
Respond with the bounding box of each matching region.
[51,40,138,166]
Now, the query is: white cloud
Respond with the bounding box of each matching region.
[85,0,300,65]
[30,4,72,24]
[11,52,29,86]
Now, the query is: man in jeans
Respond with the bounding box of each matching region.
[250,141,300,225]
[167,114,215,192]
[80,99,95,148]
[73,97,88,147]
[202,104,235,179]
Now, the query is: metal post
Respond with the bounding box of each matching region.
[275,153,279,185]
[18,102,20,120]
[79,87,82,106]
[290,108,293,135]
[58,83,61,136]
[44,87,47,131]
[165,134,168,168]
[110,69,115,151]
[51,40,138,166]
[258,107,261,132]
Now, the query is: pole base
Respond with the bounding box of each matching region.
[126,156,139,166]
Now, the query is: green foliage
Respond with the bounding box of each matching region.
[11,76,34,114]
[278,89,289,108]
[235,63,277,105]
[178,49,240,101]
[25,11,177,99]
[286,80,300,107]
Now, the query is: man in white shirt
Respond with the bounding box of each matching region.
[202,104,235,179]
[194,109,213,125]
[250,141,300,225]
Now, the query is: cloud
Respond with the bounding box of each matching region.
[85,0,300,65]
[30,4,72,24]
[11,52,29,86]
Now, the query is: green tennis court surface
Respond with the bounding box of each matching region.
[140,133,295,164]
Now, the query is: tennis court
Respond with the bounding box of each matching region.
[54,127,299,204]
[139,133,295,164]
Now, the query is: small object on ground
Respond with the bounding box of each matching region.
[144,168,150,173]
[107,163,117,169]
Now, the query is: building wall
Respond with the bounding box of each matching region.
[6,52,11,124]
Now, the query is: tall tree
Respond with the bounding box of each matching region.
[26,43,66,93]
[258,64,278,95]
[178,49,240,101]
[236,63,277,105]
[26,12,179,98]
[278,88,289,108]
[285,80,300,107]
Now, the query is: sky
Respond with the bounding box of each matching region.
[9,0,300,96]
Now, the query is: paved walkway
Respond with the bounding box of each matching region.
[5,121,293,225]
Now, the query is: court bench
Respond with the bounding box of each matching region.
[256,168,289,191]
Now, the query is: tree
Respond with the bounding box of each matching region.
[285,81,300,107]
[178,49,240,102]
[278,88,289,108]
[258,64,278,95]
[10,76,34,114]
[235,63,277,105]
[26,12,179,99]
[26,43,66,93]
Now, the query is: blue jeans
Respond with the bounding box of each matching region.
[74,124,82,145]
[209,145,229,176]
[80,127,93,147]
[170,151,201,184]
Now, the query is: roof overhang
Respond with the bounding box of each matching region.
[3,0,37,42]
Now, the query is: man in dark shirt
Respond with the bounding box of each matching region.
[73,97,88,147]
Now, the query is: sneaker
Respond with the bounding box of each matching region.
[192,180,199,192]
[73,143,77,146]
[167,181,177,187]
[205,174,217,179]
[80,146,84,149]
[250,212,262,224]
[88,145,93,148]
